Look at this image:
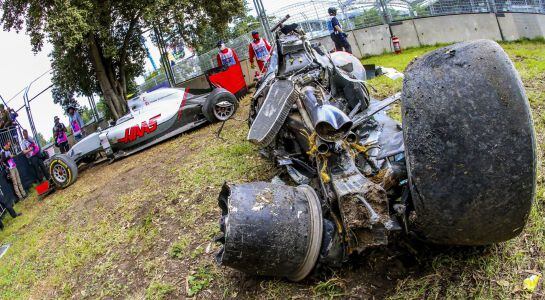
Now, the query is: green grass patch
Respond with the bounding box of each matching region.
[169,235,192,259]
[186,265,214,297]
[145,281,176,300]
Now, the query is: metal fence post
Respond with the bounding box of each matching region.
[23,86,39,148]
[377,0,391,24]
[488,0,497,13]
[488,0,506,41]
[253,0,272,42]
[154,27,176,88]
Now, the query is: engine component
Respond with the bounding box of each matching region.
[248,80,297,146]
[301,86,353,142]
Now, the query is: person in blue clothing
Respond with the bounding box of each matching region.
[327,7,352,54]
[67,106,85,142]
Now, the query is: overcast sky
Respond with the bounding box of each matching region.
[0,0,302,140]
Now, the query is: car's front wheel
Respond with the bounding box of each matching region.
[48,154,78,188]
[203,89,238,122]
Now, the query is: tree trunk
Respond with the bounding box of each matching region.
[88,34,127,120]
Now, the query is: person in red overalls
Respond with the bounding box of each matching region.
[216,41,240,68]
[248,31,272,74]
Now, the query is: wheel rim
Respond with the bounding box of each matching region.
[52,164,68,183]
[213,100,235,121]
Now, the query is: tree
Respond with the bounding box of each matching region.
[35,132,47,146]
[1,0,245,120]
[79,105,94,124]
[96,97,116,122]
[194,3,259,53]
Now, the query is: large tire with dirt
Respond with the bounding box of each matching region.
[401,40,536,245]
[203,88,238,122]
[48,154,78,188]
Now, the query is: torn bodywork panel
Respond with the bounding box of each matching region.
[216,16,536,281]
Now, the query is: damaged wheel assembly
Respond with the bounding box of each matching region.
[216,16,536,281]
[217,183,323,281]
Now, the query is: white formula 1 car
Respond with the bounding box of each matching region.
[48,86,238,188]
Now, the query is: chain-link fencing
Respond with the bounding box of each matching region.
[140,0,545,92]
[140,26,261,93]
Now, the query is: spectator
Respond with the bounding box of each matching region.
[0,199,22,231]
[327,7,352,54]
[7,107,20,152]
[0,104,12,129]
[1,141,26,200]
[8,107,18,127]
[52,116,69,154]
[22,129,50,183]
[67,106,85,142]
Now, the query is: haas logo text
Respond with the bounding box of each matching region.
[119,115,160,143]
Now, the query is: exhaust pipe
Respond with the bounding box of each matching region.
[316,138,330,154]
[301,86,353,142]
[346,131,358,144]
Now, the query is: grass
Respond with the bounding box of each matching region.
[145,281,176,300]
[0,39,543,299]
[186,265,215,297]
[366,38,545,299]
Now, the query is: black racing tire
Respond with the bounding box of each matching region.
[203,88,238,122]
[401,40,536,246]
[48,154,79,189]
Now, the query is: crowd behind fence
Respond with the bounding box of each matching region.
[0,126,23,155]
[140,0,545,92]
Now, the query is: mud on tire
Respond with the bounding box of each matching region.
[401,40,536,245]
[48,154,78,188]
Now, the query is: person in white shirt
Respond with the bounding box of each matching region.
[22,129,50,183]
[1,140,26,200]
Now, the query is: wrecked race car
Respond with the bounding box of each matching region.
[46,63,246,189]
[215,16,536,282]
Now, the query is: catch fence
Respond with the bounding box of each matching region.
[140,26,261,92]
[0,126,24,155]
[140,0,545,92]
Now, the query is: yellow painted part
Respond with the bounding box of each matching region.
[351,142,368,154]
[320,158,331,184]
[306,132,318,157]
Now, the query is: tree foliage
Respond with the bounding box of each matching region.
[194,6,260,53]
[35,132,47,146]
[1,0,245,119]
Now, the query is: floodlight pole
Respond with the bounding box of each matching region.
[23,86,39,147]
[154,26,176,87]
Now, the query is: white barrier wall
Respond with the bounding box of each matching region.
[314,12,545,58]
[497,13,545,41]
[411,14,503,45]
